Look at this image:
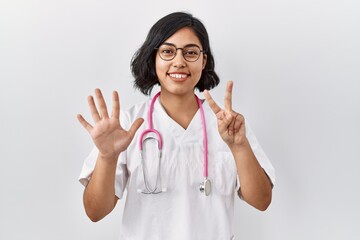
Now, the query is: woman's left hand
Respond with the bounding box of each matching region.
[204,81,246,148]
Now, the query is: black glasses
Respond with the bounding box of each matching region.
[156,43,204,62]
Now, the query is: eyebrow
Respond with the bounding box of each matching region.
[162,42,201,49]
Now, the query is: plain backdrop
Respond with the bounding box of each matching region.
[1,0,359,239]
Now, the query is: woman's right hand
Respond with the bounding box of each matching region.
[77,89,144,160]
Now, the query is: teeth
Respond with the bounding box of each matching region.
[169,74,187,79]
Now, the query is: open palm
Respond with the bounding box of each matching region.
[77,89,143,159]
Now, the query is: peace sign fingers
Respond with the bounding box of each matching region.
[204,80,247,146]
[204,80,234,114]
[204,86,232,134]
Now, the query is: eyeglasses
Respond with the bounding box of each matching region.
[156,43,204,62]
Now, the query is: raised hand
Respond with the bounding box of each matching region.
[77,89,144,160]
[204,81,246,148]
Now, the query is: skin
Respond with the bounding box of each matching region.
[155,27,207,129]
[77,27,272,222]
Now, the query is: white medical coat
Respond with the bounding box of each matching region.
[79,97,275,240]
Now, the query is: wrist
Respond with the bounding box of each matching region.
[98,152,119,163]
[228,138,249,152]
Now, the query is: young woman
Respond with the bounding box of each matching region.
[78,12,275,240]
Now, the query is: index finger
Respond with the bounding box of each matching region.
[204,90,221,114]
[224,80,233,111]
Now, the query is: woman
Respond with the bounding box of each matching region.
[78,12,275,240]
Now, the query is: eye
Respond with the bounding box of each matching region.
[162,49,173,54]
[183,47,200,56]
[160,46,176,56]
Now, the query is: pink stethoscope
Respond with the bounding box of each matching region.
[138,92,211,196]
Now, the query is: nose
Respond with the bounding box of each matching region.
[172,49,186,68]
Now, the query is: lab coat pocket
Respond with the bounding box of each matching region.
[213,152,238,196]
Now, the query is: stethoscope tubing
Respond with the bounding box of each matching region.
[138,91,209,194]
[196,96,208,178]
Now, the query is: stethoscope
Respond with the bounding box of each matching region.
[137,92,211,196]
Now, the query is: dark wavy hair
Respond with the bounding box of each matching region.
[131,12,220,95]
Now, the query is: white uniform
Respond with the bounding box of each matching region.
[79,97,275,240]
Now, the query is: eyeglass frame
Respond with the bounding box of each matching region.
[155,43,205,62]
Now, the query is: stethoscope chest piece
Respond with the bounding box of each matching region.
[200,178,211,196]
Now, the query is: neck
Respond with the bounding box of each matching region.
[159,91,199,129]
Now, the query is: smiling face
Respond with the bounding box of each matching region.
[155,27,207,97]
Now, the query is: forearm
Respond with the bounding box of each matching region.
[83,154,118,221]
[230,139,272,211]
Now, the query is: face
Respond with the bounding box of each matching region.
[155,27,207,97]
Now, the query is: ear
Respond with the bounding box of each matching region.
[202,54,207,70]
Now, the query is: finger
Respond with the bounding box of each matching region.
[95,88,109,119]
[231,113,237,136]
[111,91,120,119]
[225,111,235,136]
[224,80,233,111]
[128,118,144,138]
[216,111,225,121]
[233,113,244,130]
[77,114,93,133]
[217,111,232,132]
[219,121,232,137]
[88,96,101,122]
[204,90,221,114]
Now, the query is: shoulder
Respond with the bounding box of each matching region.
[120,99,150,126]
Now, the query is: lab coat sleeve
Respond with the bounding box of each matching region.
[245,121,276,187]
[78,110,130,200]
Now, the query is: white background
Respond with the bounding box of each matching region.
[1,0,359,239]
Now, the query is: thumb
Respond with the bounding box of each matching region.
[128,118,144,137]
